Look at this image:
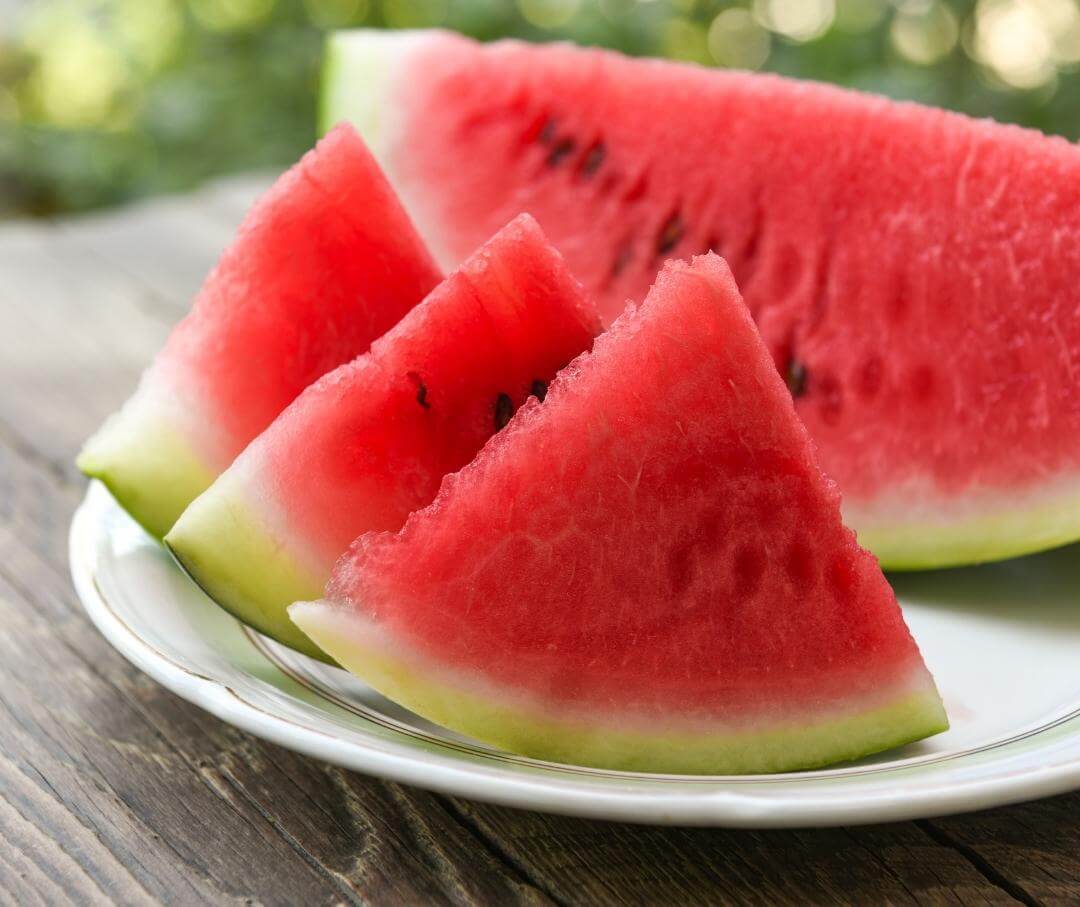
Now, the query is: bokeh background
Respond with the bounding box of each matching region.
[3,0,1080,218]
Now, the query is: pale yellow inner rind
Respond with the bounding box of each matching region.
[320,29,426,147]
[77,397,216,540]
[166,489,332,662]
[854,478,1080,571]
[291,601,949,775]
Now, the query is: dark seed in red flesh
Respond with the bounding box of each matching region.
[494,393,514,430]
[786,360,807,398]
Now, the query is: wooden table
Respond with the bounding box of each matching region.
[2,179,1078,906]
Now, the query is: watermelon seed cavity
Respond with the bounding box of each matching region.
[609,239,635,281]
[858,356,884,398]
[623,172,649,203]
[911,365,935,402]
[733,544,766,597]
[731,194,765,290]
[537,118,557,145]
[530,379,549,402]
[817,372,845,424]
[888,279,909,323]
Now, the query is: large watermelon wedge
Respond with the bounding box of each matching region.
[322,30,1080,570]
[166,215,599,659]
[78,123,441,538]
[291,254,947,774]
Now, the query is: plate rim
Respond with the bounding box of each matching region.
[70,483,1080,827]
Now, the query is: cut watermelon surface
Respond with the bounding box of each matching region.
[323,30,1080,569]
[291,255,947,774]
[78,123,441,538]
[166,215,598,659]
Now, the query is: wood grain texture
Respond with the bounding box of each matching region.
[0,181,1076,905]
[447,799,1030,906]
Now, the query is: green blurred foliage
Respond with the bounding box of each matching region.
[3,0,1080,218]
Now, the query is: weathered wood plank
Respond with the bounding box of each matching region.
[0,222,170,476]
[0,772,124,907]
[447,798,1024,906]
[193,173,275,227]
[923,796,1080,906]
[45,173,274,320]
[51,196,234,314]
[0,525,346,904]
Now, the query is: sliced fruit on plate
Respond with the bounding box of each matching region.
[167,215,599,660]
[322,29,1080,570]
[77,123,441,538]
[291,254,948,774]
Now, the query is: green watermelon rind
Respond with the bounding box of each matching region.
[290,601,949,775]
[165,492,333,663]
[854,480,1080,570]
[319,29,423,148]
[77,393,215,540]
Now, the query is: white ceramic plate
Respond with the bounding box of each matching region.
[71,481,1080,827]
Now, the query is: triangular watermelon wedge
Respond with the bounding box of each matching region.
[291,254,947,774]
[166,215,599,660]
[78,124,441,538]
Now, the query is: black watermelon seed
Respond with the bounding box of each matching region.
[530,379,548,402]
[786,359,808,398]
[546,137,576,167]
[407,371,431,409]
[494,393,514,430]
[578,142,605,177]
[656,212,684,256]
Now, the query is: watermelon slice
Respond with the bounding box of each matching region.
[77,123,441,538]
[166,215,599,659]
[291,254,947,774]
[322,30,1080,570]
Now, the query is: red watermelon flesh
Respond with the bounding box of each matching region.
[324,30,1080,569]
[166,215,599,658]
[291,254,947,774]
[78,123,442,537]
